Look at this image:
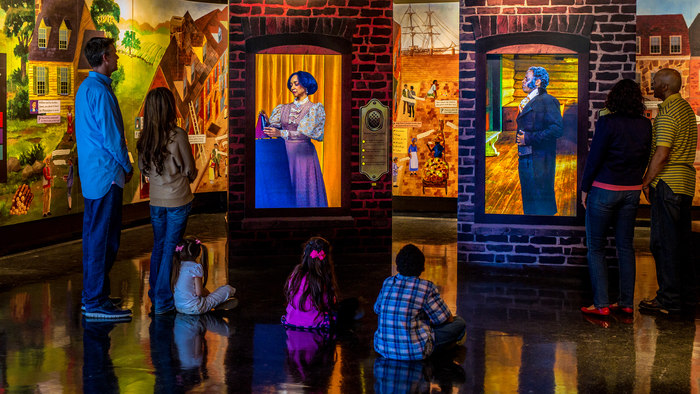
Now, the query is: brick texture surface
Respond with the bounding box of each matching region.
[458,2,636,267]
[228,1,393,256]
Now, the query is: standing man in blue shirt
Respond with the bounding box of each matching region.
[76,37,133,319]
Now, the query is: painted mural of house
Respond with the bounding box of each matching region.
[140,8,228,159]
[27,0,104,117]
[637,14,691,118]
[688,13,700,115]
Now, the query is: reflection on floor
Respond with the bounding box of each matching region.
[0,214,697,392]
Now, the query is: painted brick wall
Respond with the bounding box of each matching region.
[228,1,393,257]
[458,0,637,267]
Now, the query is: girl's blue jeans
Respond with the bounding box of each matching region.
[149,202,192,313]
[585,187,640,309]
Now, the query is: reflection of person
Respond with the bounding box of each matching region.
[402,84,409,114]
[66,158,74,211]
[427,79,438,98]
[285,329,336,391]
[374,357,428,393]
[76,37,133,319]
[82,320,122,392]
[516,66,563,215]
[374,244,466,360]
[639,68,698,316]
[137,87,198,315]
[173,313,231,391]
[66,106,74,141]
[172,238,236,315]
[264,71,328,208]
[41,155,53,217]
[579,79,652,316]
[408,138,419,176]
[282,237,360,331]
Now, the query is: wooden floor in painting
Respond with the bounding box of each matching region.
[485,131,577,216]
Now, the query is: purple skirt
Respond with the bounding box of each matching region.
[285,139,328,208]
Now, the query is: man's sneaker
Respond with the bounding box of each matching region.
[83,301,132,319]
[81,297,122,312]
[638,298,680,315]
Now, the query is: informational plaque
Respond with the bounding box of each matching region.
[359,99,389,181]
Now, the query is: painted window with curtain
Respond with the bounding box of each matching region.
[254,53,342,208]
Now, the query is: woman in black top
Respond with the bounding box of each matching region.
[580,79,652,316]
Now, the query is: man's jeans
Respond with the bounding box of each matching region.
[149,202,192,313]
[82,185,123,310]
[585,187,640,308]
[650,180,694,310]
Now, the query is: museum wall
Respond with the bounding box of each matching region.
[227,0,393,258]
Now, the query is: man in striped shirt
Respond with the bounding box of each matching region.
[374,244,466,360]
[639,68,698,316]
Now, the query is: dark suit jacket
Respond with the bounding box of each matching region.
[516,89,563,154]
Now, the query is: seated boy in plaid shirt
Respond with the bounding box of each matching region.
[374,244,466,360]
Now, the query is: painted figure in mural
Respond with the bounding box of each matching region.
[41,155,53,217]
[408,138,419,176]
[137,87,198,315]
[264,71,328,208]
[66,158,74,211]
[402,84,409,114]
[75,37,133,319]
[427,80,438,98]
[579,79,652,317]
[408,86,416,118]
[392,157,399,188]
[66,106,74,142]
[516,66,563,215]
[427,135,444,159]
[211,142,224,178]
[639,68,698,316]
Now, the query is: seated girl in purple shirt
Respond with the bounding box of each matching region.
[282,237,360,332]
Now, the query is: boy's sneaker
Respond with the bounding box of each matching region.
[83,301,132,319]
[80,296,122,312]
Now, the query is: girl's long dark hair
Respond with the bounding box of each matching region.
[604,79,646,117]
[137,87,177,176]
[171,237,209,292]
[284,237,338,313]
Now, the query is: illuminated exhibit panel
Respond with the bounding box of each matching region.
[254,53,342,209]
[484,53,578,217]
[0,0,228,227]
[391,1,459,198]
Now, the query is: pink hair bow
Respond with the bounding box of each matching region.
[310,250,325,260]
[175,245,184,252]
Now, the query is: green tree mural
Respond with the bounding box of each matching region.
[90,0,120,40]
[0,0,35,79]
[122,30,140,56]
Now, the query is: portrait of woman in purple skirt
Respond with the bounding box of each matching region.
[264,71,328,208]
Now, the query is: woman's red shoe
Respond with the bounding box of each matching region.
[609,303,634,314]
[581,305,610,316]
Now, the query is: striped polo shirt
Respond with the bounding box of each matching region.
[650,93,697,196]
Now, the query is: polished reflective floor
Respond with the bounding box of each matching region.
[0,214,698,392]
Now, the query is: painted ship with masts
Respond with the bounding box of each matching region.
[398,4,458,56]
